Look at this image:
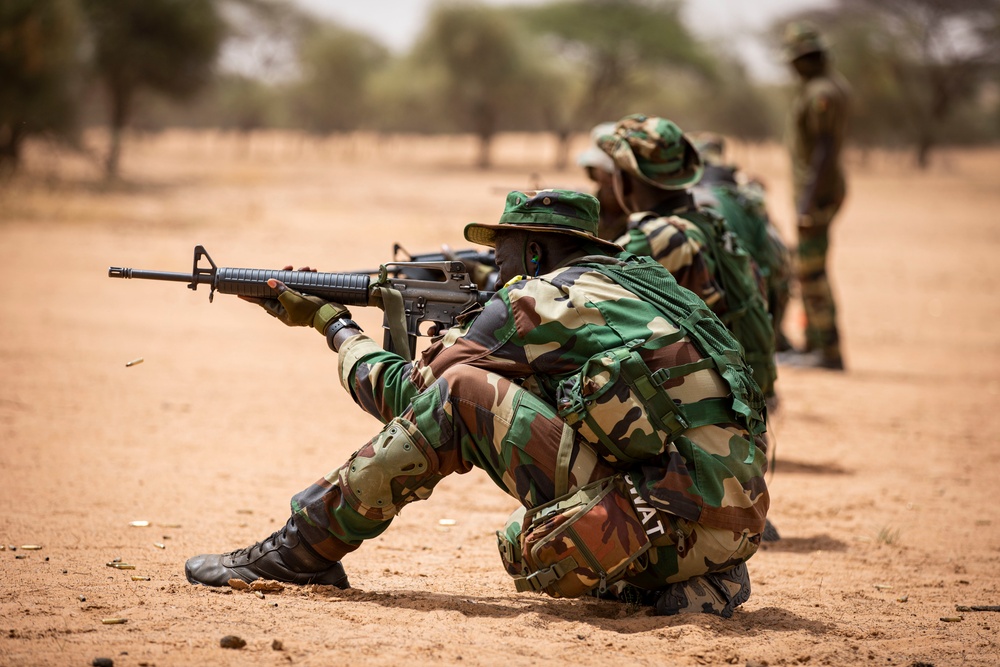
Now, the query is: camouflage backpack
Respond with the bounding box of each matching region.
[597,115,777,395]
[675,208,777,397]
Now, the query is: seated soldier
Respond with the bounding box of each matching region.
[598,115,777,401]
[690,132,794,353]
[577,121,629,241]
[184,190,770,617]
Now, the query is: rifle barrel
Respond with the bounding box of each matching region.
[108,266,372,305]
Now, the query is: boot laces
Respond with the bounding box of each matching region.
[226,523,289,561]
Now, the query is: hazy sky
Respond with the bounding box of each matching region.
[292,0,832,82]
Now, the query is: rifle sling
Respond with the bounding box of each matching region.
[375,284,413,362]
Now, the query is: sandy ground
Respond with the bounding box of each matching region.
[1,131,999,667]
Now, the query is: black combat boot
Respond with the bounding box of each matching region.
[185,516,350,588]
[652,562,751,618]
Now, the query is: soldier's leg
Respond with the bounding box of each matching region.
[289,365,614,564]
[796,205,842,363]
[607,481,760,617]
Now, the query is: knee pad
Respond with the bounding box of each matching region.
[342,418,437,521]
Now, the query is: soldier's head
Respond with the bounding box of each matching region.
[689,131,739,187]
[783,21,828,78]
[598,114,703,214]
[464,189,621,284]
[577,122,628,241]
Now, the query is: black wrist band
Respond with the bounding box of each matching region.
[326,318,362,350]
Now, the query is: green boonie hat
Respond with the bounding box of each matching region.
[783,21,827,61]
[598,114,703,191]
[464,189,622,252]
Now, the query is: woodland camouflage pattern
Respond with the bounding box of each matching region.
[597,114,703,190]
[517,478,651,598]
[787,28,851,360]
[601,114,776,395]
[616,208,777,397]
[288,246,768,594]
[693,159,793,352]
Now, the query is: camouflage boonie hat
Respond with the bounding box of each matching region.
[576,122,617,173]
[464,189,622,252]
[598,114,703,191]
[783,21,827,61]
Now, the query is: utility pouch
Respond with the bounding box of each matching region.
[511,476,651,598]
[556,340,689,464]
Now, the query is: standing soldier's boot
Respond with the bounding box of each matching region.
[185,515,350,588]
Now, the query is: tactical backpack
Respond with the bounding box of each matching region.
[675,208,777,397]
[554,255,767,467]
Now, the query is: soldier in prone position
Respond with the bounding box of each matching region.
[185,190,770,617]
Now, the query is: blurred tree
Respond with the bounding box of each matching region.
[412,2,529,168]
[693,56,775,141]
[0,0,81,173]
[80,0,226,178]
[288,21,389,134]
[512,0,717,168]
[787,0,1000,167]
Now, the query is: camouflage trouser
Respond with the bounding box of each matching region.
[766,224,793,351]
[797,203,842,359]
[290,365,757,593]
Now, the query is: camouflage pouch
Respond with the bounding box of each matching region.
[556,340,688,465]
[511,476,651,598]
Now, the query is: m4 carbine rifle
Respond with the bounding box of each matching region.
[108,245,493,360]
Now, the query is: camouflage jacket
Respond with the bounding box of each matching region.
[693,181,781,282]
[616,204,727,315]
[787,70,851,210]
[337,254,769,533]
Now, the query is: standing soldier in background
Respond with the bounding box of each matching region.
[783,21,850,370]
[690,132,794,354]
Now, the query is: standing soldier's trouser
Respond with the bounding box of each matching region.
[288,365,757,591]
[797,203,842,359]
[767,225,793,350]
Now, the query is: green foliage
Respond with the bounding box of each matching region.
[512,0,717,129]
[288,21,389,134]
[411,2,534,166]
[80,0,226,176]
[367,58,453,133]
[133,73,282,132]
[0,0,82,170]
[82,0,226,101]
[782,0,1000,165]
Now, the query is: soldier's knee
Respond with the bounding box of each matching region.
[341,418,439,521]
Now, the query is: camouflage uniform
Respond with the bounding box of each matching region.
[599,115,777,397]
[289,190,768,601]
[691,133,793,352]
[785,22,851,363]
